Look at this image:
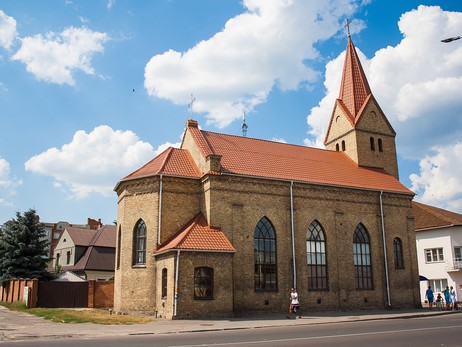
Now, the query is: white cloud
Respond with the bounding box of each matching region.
[145,0,362,128]
[410,142,462,213]
[0,10,17,50]
[12,27,108,85]
[305,5,462,211]
[0,157,22,207]
[25,126,155,198]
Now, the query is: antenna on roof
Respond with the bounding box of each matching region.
[188,93,196,118]
[242,112,248,137]
[344,19,351,37]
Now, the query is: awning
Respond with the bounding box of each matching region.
[419,275,429,281]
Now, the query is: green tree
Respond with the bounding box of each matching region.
[0,209,54,284]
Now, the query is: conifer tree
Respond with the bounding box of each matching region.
[0,209,53,284]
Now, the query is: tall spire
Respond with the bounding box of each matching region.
[338,35,372,121]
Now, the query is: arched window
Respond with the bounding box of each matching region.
[370,137,375,151]
[341,140,346,151]
[307,220,328,290]
[393,238,404,269]
[194,267,213,299]
[133,219,146,265]
[336,143,340,151]
[353,224,373,289]
[254,217,277,291]
[116,226,121,269]
[378,138,383,152]
[162,268,168,298]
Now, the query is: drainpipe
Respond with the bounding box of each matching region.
[174,250,180,317]
[380,191,391,307]
[290,181,296,288]
[157,175,163,245]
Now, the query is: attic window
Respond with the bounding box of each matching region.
[63,238,66,242]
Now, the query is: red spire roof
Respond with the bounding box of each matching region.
[338,36,372,122]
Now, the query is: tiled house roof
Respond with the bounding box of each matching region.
[63,225,116,272]
[122,147,202,181]
[156,213,236,254]
[118,123,412,195]
[413,201,462,231]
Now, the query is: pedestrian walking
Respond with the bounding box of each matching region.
[287,288,302,319]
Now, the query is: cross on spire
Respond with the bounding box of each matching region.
[188,93,196,118]
[344,19,351,37]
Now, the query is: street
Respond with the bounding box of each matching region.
[3,313,461,347]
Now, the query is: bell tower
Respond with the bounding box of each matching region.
[324,33,399,179]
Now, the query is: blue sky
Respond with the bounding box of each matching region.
[1,0,462,225]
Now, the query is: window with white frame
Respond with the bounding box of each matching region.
[428,279,448,293]
[425,248,444,263]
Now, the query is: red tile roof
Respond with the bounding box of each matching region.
[155,213,236,254]
[121,147,202,181]
[413,201,462,231]
[197,129,412,194]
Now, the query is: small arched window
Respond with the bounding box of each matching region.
[378,138,383,152]
[162,268,168,298]
[116,226,122,269]
[370,137,375,151]
[341,140,346,151]
[336,143,340,151]
[393,238,404,269]
[133,220,147,265]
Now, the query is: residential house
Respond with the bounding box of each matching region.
[414,201,462,302]
[53,224,116,281]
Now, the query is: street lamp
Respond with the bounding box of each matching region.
[441,36,461,43]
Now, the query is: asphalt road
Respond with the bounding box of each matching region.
[3,313,461,347]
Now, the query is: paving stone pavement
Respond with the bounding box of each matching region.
[0,306,460,342]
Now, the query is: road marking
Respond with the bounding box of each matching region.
[177,324,462,346]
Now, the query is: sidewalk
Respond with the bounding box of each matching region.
[0,306,460,342]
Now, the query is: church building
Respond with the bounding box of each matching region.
[113,35,420,318]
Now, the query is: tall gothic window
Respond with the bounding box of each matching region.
[378,138,383,152]
[307,220,328,290]
[254,217,277,291]
[370,137,375,151]
[133,219,146,265]
[353,224,373,289]
[194,267,213,299]
[393,238,404,269]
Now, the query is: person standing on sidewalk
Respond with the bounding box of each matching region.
[443,286,450,310]
[449,286,457,310]
[287,288,302,319]
[425,285,434,309]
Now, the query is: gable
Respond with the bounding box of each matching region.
[54,230,75,252]
[354,96,396,136]
[325,101,355,145]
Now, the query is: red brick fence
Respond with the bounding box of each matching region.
[0,279,113,308]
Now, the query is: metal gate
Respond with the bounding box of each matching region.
[37,281,88,308]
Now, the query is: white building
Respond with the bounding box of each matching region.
[414,202,462,303]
